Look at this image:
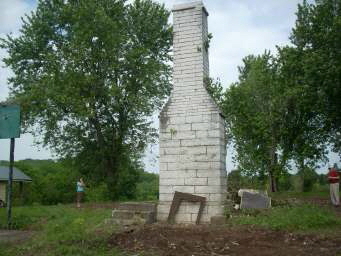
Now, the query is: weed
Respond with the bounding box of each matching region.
[0,205,124,256]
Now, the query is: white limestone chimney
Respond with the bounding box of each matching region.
[158,1,227,224]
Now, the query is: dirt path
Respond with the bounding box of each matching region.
[110,224,341,256]
[0,230,33,244]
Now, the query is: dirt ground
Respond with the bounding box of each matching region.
[110,224,341,256]
[0,230,33,244]
[110,197,341,256]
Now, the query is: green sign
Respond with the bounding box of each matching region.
[0,105,21,139]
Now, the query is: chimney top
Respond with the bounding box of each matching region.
[172,1,208,15]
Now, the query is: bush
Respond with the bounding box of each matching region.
[1,159,160,205]
[85,182,111,202]
[135,171,159,201]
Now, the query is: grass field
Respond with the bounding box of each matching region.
[0,205,123,256]
[0,191,340,256]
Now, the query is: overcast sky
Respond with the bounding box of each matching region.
[0,0,339,172]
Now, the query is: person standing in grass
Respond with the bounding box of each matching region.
[327,166,340,207]
[76,178,86,208]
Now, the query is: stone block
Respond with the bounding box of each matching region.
[181,138,218,147]
[164,147,180,155]
[159,132,172,140]
[189,146,207,155]
[115,202,157,212]
[159,139,180,148]
[195,185,222,194]
[159,162,167,171]
[173,186,195,194]
[157,203,171,214]
[183,161,210,170]
[167,162,181,170]
[159,193,174,201]
[174,213,192,223]
[160,178,184,186]
[240,191,271,209]
[195,130,208,138]
[185,115,203,123]
[207,177,223,186]
[169,116,186,124]
[173,131,196,140]
[185,177,207,186]
[196,169,221,178]
[193,153,219,162]
[159,154,180,163]
[157,212,168,222]
[159,185,174,194]
[208,129,220,138]
[161,170,197,178]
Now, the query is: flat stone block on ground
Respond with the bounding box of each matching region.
[240,191,271,209]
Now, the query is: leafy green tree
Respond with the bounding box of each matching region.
[277,46,329,172]
[222,52,286,192]
[223,49,331,191]
[288,0,341,153]
[0,0,172,199]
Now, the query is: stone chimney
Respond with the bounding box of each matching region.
[158,1,227,223]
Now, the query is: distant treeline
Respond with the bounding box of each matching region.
[227,168,328,195]
[0,159,158,206]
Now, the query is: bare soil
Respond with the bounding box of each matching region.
[109,196,341,256]
[109,224,341,256]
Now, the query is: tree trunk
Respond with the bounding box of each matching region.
[269,170,277,192]
[269,143,278,192]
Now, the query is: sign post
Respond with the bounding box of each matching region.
[0,104,20,229]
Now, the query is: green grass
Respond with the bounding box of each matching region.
[1,195,340,255]
[230,204,341,232]
[270,190,329,199]
[0,205,124,256]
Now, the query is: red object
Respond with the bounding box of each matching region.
[328,168,340,184]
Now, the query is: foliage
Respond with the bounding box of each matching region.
[230,204,341,232]
[0,0,172,200]
[0,205,123,256]
[277,46,328,170]
[204,76,224,108]
[297,167,320,192]
[219,0,341,188]
[222,52,287,191]
[4,159,80,205]
[1,159,159,205]
[286,0,341,153]
[135,171,159,201]
[227,169,268,204]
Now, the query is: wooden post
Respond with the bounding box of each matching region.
[7,138,15,229]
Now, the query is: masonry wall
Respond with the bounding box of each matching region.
[158,1,227,224]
